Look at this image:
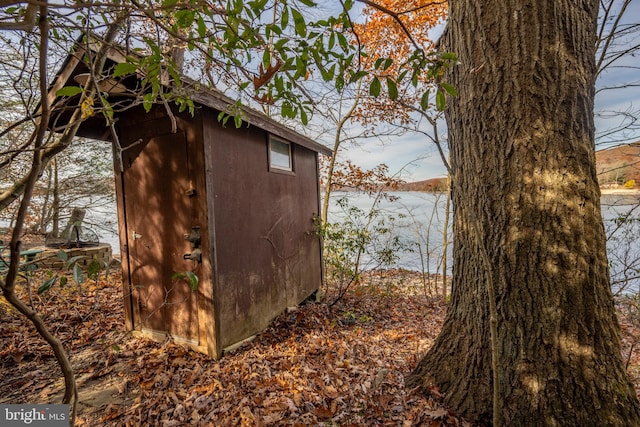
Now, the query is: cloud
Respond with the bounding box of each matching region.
[340,131,449,181]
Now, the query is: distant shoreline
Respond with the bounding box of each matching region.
[600,188,640,196]
[333,186,640,196]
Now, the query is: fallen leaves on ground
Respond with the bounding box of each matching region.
[3,270,640,426]
[0,269,466,426]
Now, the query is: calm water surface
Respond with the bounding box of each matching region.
[95,190,639,293]
[328,191,640,294]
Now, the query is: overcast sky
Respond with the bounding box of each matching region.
[334,1,640,182]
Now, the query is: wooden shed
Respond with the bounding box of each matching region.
[49,43,329,358]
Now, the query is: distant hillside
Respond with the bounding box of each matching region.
[392,142,640,192]
[394,177,448,192]
[596,142,640,188]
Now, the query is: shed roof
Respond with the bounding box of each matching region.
[49,40,331,157]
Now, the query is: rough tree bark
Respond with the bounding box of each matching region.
[407,0,640,425]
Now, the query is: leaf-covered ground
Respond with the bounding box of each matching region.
[1,270,640,426]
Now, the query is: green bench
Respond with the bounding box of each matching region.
[0,246,44,272]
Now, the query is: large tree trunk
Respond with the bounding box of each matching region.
[407,0,640,425]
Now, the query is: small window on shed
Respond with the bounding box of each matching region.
[269,137,293,172]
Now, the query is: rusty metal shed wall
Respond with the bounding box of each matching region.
[202,108,322,349]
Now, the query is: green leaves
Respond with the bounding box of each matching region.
[234,114,243,128]
[143,93,155,113]
[73,0,457,131]
[196,15,207,37]
[435,89,446,111]
[37,252,108,294]
[186,271,198,291]
[56,86,83,97]
[281,6,289,28]
[87,258,102,282]
[291,8,306,37]
[38,276,58,294]
[72,263,85,285]
[440,52,458,61]
[374,58,393,71]
[386,78,398,101]
[369,77,381,97]
[435,83,458,111]
[367,77,398,101]
[300,107,309,125]
[172,271,199,291]
[420,90,430,110]
[49,0,464,139]
[440,82,458,97]
[175,9,195,28]
[248,0,269,14]
[112,62,137,78]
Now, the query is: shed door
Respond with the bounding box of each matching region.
[122,132,200,344]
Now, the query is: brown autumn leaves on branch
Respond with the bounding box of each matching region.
[351,0,448,127]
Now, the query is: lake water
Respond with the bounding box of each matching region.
[326,191,453,276]
[91,190,639,294]
[326,191,640,295]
